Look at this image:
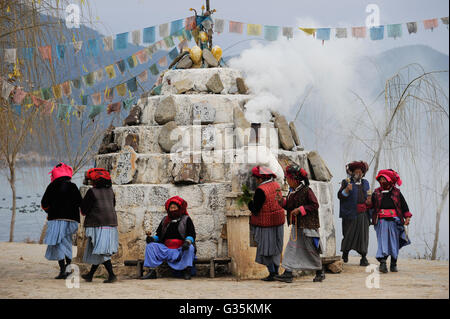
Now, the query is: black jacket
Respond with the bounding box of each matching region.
[80,187,118,227]
[41,176,82,223]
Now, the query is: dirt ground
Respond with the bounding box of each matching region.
[0,242,448,299]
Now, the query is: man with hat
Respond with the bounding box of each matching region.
[247,166,285,282]
[337,161,371,266]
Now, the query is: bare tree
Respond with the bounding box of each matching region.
[347,63,449,259]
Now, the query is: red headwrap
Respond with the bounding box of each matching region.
[376,169,402,186]
[86,168,111,181]
[285,165,308,180]
[251,166,277,178]
[49,163,73,182]
[346,161,369,176]
[163,196,189,226]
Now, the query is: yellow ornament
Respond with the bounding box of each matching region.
[189,45,203,65]
[199,31,208,42]
[211,45,222,62]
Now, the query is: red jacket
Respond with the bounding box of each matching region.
[250,181,285,227]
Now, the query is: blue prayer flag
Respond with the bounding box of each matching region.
[22,47,34,60]
[387,24,402,38]
[115,32,129,50]
[143,26,156,43]
[168,47,179,60]
[370,26,384,40]
[264,25,279,41]
[87,39,99,56]
[127,77,138,92]
[171,19,184,35]
[316,28,331,41]
[56,44,66,59]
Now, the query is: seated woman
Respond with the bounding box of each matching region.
[141,196,196,280]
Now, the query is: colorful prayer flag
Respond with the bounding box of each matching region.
[158,56,167,67]
[56,44,66,59]
[282,27,293,39]
[214,19,225,34]
[159,23,169,38]
[370,26,384,40]
[83,73,95,87]
[247,24,262,36]
[229,21,244,34]
[387,24,402,38]
[4,48,16,64]
[185,16,197,31]
[123,98,136,110]
[127,77,138,92]
[41,87,53,100]
[143,26,156,44]
[87,39,99,56]
[299,27,316,36]
[115,32,129,50]
[105,64,116,79]
[94,69,104,82]
[116,83,127,96]
[22,47,34,60]
[107,102,121,114]
[423,18,439,31]
[89,104,105,119]
[406,22,418,34]
[168,47,179,60]
[441,17,449,27]
[171,19,184,35]
[62,81,72,96]
[52,84,62,99]
[264,25,279,41]
[132,30,141,45]
[12,87,27,104]
[38,45,52,63]
[136,49,149,64]
[316,28,331,41]
[150,64,159,76]
[103,36,113,51]
[72,78,81,89]
[352,26,367,38]
[116,59,127,74]
[73,41,83,54]
[104,87,114,102]
[335,28,348,38]
[127,55,138,68]
[164,36,175,48]
[91,92,102,105]
[57,104,71,120]
[137,69,148,83]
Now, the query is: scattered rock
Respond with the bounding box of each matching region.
[307,151,333,182]
[273,113,295,150]
[158,121,182,153]
[327,260,343,273]
[233,105,251,147]
[193,103,216,124]
[236,77,248,94]
[289,121,302,147]
[169,51,190,69]
[206,73,224,94]
[125,133,139,152]
[203,49,219,67]
[154,96,176,125]
[176,54,193,69]
[98,125,120,154]
[174,78,194,94]
[124,106,142,126]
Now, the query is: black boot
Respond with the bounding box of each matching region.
[102,260,117,283]
[313,269,326,282]
[360,254,369,266]
[390,257,398,272]
[141,269,157,280]
[261,272,276,282]
[55,260,68,279]
[274,271,293,283]
[183,267,192,280]
[342,251,349,263]
[81,264,99,282]
[378,259,388,273]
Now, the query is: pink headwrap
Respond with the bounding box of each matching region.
[376,169,402,187]
[50,163,73,182]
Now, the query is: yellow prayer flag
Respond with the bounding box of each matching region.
[116,83,127,97]
[52,85,62,99]
[247,24,262,36]
[82,64,88,72]
[105,64,116,79]
[299,27,316,36]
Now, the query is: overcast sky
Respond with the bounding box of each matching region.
[85,0,449,55]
